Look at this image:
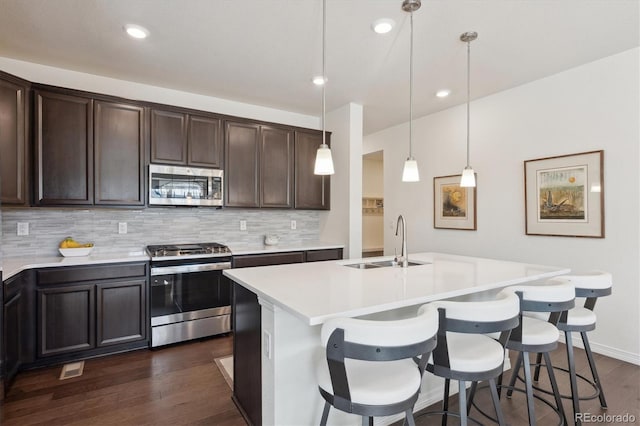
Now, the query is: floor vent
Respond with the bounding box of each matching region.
[59,361,85,380]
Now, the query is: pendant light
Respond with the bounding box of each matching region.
[313,0,335,175]
[401,0,421,182]
[459,31,477,187]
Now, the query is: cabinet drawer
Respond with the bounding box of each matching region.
[37,262,147,285]
[305,248,343,262]
[233,252,305,268]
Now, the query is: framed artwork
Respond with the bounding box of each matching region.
[433,174,477,230]
[524,150,604,238]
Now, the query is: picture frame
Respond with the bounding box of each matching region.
[433,174,477,230]
[524,150,604,238]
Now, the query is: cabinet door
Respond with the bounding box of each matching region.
[150,109,187,165]
[294,130,330,210]
[96,279,146,347]
[94,101,145,205]
[260,126,293,208]
[4,292,22,385]
[188,114,223,168]
[37,284,95,357]
[35,90,93,205]
[0,75,28,205]
[225,121,260,207]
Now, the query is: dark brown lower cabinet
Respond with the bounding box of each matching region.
[35,262,148,364]
[230,248,343,426]
[3,291,21,386]
[97,279,146,347]
[38,284,95,357]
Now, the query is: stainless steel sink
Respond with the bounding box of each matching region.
[368,260,427,267]
[343,260,428,269]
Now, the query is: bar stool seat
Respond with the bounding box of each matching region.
[520,316,560,345]
[316,358,422,405]
[564,307,597,327]
[444,333,507,372]
[317,305,439,426]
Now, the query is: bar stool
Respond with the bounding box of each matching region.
[421,290,520,426]
[533,271,612,425]
[502,280,575,426]
[316,305,438,426]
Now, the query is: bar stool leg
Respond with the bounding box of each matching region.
[543,351,568,426]
[467,381,478,415]
[489,378,506,426]
[565,331,581,425]
[581,331,608,409]
[404,408,416,426]
[533,352,543,382]
[442,378,450,426]
[522,351,537,426]
[458,380,468,426]
[320,401,331,426]
[506,351,524,398]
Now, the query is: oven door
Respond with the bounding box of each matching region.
[150,261,231,328]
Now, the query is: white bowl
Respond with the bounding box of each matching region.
[59,247,93,257]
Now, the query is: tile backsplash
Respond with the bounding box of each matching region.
[1,207,321,258]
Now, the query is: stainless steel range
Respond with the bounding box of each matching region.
[147,242,232,347]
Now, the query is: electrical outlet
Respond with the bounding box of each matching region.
[263,330,272,359]
[118,222,127,234]
[17,222,29,236]
[240,220,247,231]
[290,220,297,230]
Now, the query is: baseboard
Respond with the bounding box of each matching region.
[558,334,640,366]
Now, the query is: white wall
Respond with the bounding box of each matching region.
[364,48,640,363]
[0,56,318,129]
[320,103,363,259]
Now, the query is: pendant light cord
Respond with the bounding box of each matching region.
[409,11,414,158]
[465,38,470,168]
[321,0,327,147]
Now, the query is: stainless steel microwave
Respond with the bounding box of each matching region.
[149,164,223,207]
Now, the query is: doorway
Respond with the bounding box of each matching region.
[362,151,384,258]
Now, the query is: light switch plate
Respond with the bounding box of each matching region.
[240,220,247,231]
[118,222,127,234]
[290,220,297,230]
[263,330,272,359]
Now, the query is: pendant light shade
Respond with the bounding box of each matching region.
[313,0,335,176]
[314,144,335,174]
[402,158,420,182]
[401,0,421,182]
[459,31,477,188]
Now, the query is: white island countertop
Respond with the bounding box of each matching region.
[224,252,570,326]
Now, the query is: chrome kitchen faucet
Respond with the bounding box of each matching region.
[395,215,409,268]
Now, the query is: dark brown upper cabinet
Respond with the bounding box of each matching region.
[94,100,145,206]
[150,108,223,169]
[225,121,260,207]
[225,121,294,208]
[34,86,145,207]
[294,130,330,210]
[260,126,294,208]
[0,72,29,205]
[34,90,94,206]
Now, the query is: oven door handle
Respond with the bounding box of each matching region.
[150,262,231,276]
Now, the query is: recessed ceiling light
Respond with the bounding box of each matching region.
[436,89,451,98]
[371,19,395,34]
[124,24,149,39]
[313,76,327,86]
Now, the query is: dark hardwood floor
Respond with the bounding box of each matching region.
[0,335,245,426]
[1,337,637,426]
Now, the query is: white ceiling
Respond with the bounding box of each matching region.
[0,0,638,135]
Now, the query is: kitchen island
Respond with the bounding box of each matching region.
[224,252,570,426]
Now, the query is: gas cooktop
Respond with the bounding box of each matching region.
[146,242,231,259]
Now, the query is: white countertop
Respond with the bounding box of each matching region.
[2,251,151,280]
[224,252,570,326]
[227,241,344,256]
[1,241,344,281]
